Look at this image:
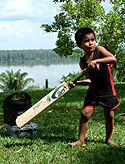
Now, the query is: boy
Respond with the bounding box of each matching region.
[68,27,120,146]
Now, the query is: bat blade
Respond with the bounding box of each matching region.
[16,82,69,128]
[16,67,89,128]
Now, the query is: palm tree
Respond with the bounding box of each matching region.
[0,69,34,91]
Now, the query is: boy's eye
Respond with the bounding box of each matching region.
[91,38,95,41]
[84,40,89,43]
[84,38,95,43]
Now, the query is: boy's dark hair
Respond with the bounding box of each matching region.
[75,27,96,46]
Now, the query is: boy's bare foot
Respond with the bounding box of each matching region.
[105,140,118,146]
[68,140,86,147]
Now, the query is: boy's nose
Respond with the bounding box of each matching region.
[89,41,93,45]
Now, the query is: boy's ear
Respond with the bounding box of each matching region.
[77,43,82,48]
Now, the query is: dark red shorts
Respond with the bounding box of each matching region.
[84,94,120,110]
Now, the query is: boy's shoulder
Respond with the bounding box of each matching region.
[96,46,106,53]
[96,46,105,52]
[96,46,108,56]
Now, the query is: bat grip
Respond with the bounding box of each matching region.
[71,67,90,84]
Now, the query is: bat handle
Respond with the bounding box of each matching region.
[71,67,90,84]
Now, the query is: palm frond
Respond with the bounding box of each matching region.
[0,69,34,91]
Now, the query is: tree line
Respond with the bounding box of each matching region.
[0,49,68,61]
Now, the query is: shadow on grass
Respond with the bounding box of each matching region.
[4,141,33,148]
[75,144,125,164]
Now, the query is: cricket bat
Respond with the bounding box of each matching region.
[16,67,89,128]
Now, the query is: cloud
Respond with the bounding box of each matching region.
[0,0,59,50]
[0,21,14,36]
[0,19,57,49]
[0,0,59,23]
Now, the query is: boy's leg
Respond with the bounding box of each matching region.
[104,109,117,146]
[68,106,93,146]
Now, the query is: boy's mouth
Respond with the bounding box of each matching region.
[89,45,95,48]
[88,46,95,49]
[88,46,96,52]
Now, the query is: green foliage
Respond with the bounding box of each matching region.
[99,1,124,55]
[41,0,105,56]
[116,48,125,82]
[53,31,75,57]
[117,69,125,82]
[42,0,124,56]
[0,69,34,91]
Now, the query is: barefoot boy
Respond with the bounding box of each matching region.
[69,27,120,146]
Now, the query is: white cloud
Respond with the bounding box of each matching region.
[0,21,14,36]
[0,0,58,22]
[0,0,59,50]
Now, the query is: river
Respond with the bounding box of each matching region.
[0,61,81,89]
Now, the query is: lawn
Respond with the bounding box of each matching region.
[0,83,125,164]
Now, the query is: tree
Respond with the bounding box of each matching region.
[41,0,105,56]
[0,69,34,91]
[41,0,124,81]
[98,0,125,81]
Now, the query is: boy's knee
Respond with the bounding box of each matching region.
[81,109,92,120]
[104,110,114,122]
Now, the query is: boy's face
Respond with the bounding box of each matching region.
[79,33,96,53]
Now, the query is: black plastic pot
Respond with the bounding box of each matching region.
[3,92,32,126]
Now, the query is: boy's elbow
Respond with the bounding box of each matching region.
[111,55,117,63]
[113,56,117,63]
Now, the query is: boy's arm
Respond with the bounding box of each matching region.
[75,79,91,86]
[88,46,116,68]
[68,79,91,89]
[97,46,117,63]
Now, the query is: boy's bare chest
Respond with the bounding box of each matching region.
[85,53,94,62]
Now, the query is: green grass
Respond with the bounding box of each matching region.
[0,83,125,164]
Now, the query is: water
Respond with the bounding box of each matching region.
[0,62,81,89]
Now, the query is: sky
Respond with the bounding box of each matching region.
[0,0,60,50]
[0,0,111,50]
